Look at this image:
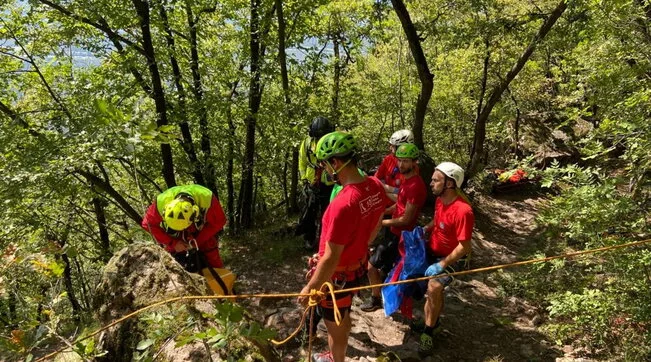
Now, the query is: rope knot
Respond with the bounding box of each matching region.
[308,288,325,307]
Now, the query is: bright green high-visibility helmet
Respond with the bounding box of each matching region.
[315,131,358,161]
[395,143,419,159]
[163,199,199,231]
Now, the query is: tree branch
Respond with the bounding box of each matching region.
[37,0,146,55]
[75,169,143,225]
[2,19,73,120]
[0,100,41,137]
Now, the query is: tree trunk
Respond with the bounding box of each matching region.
[49,233,83,317]
[331,35,341,123]
[227,109,236,234]
[158,0,205,186]
[390,0,434,150]
[289,146,299,213]
[276,0,290,105]
[225,67,243,234]
[634,0,651,43]
[506,87,522,158]
[132,0,176,187]
[397,35,405,126]
[276,0,298,214]
[92,197,111,263]
[467,0,568,179]
[74,257,91,310]
[185,0,219,196]
[282,149,289,213]
[238,0,263,229]
[476,39,490,122]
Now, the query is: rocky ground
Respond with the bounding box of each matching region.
[226,191,589,362]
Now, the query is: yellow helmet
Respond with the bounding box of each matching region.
[163,199,199,231]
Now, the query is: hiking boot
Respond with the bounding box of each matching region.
[418,332,434,355]
[360,296,382,312]
[312,351,334,362]
[418,321,442,356]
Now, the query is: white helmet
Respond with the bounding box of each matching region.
[435,162,464,187]
[389,129,414,146]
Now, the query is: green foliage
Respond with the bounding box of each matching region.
[498,162,651,359]
[175,302,275,353]
[129,309,190,362]
[1,0,650,359]
[537,176,646,245]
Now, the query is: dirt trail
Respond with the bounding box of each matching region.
[228,193,567,362]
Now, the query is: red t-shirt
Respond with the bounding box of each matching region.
[390,174,427,236]
[319,176,389,268]
[374,154,401,187]
[428,197,474,257]
[375,154,421,189]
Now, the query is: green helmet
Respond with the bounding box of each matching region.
[395,143,419,159]
[315,131,357,161]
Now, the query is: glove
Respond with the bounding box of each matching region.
[424,262,444,277]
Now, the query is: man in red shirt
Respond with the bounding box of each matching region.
[375,129,414,200]
[362,143,427,312]
[298,131,388,362]
[418,162,474,355]
[141,184,227,269]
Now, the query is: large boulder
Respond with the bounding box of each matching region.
[92,243,278,362]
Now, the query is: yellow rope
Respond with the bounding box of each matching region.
[33,238,650,362]
[269,282,340,344]
[338,238,651,294]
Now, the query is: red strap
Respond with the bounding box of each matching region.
[400,297,413,319]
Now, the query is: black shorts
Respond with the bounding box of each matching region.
[318,276,362,322]
[369,228,400,275]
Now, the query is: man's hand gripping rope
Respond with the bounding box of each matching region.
[271,281,341,346]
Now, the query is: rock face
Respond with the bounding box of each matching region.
[92,243,278,362]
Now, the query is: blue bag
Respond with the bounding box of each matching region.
[400,226,428,278]
[381,227,429,316]
[381,267,402,316]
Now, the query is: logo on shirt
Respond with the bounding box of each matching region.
[439,222,445,230]
[359,192,383,214]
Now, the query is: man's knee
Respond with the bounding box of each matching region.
[426,280,444,296]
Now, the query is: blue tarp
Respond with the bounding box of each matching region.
[381,226,429,316]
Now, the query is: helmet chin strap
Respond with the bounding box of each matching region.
[326,158,352,184]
